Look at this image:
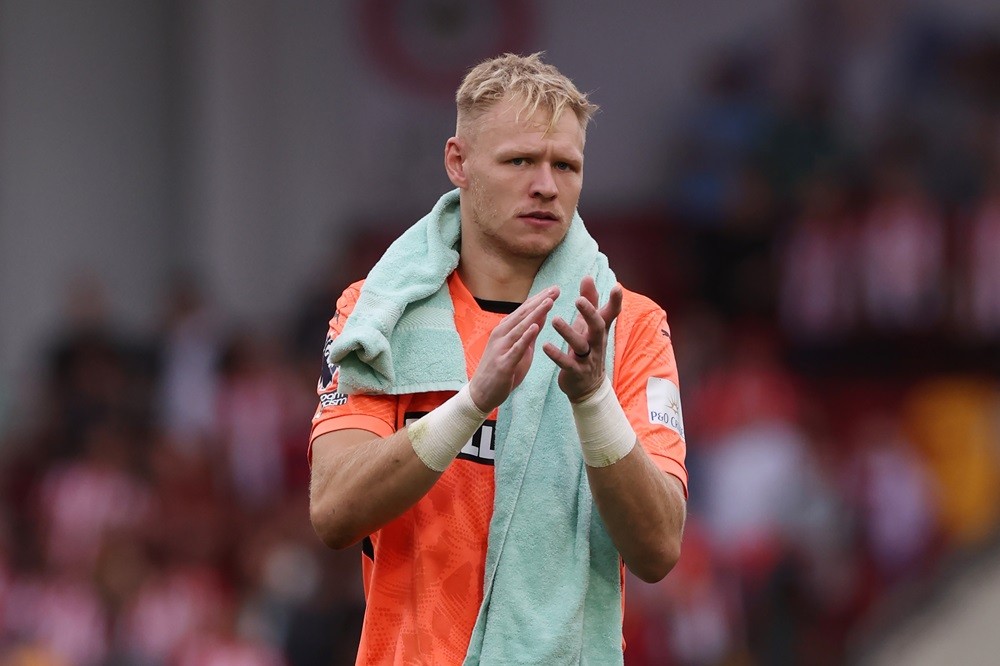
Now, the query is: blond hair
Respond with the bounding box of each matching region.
[455,52,598,137]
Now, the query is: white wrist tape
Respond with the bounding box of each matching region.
[409,384,489,472]
[572,376,636,467]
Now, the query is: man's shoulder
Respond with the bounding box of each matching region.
[614,285,671,346]
[618,286,665,321]
[335,279,367,318]
[344,278,366,293]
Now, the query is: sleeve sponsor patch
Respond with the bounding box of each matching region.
[318,335,340,391]
[319,392,348,408]
[646,377,685,440]
[317,334,348,407]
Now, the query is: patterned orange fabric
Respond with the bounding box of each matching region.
[310,272,687,665]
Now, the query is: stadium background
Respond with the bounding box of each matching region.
[2,0,1000,663]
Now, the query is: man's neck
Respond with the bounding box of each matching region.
[457,245,542,303]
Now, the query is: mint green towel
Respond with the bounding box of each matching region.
[328,189,624,664]
[327,190,467,396]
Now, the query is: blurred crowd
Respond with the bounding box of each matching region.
[618,3,1000,664]
[2,1,1000,664]
[0,273,366,665]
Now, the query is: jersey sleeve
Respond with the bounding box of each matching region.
[612,294,689,497]
[309,280,398,464]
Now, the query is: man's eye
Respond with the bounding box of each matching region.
[510,158,525,166]
[555,162,571,171]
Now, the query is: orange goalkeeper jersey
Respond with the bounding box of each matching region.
[309,272,687,665]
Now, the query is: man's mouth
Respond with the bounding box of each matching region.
[519,211,559,222]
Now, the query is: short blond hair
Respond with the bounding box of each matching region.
[455,52,598,137]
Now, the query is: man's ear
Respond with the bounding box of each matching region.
[444,137,468,188]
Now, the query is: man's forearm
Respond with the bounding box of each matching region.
[586,445,686,583]
[310,427,442,549]
[570,376,685,582]
[309,385,489,549]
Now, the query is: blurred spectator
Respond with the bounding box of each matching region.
[669,50,771,228]
[844,413,940,588]
[699,419,822,569]
[35,418,150,574]
[277,533,366,665]
[239,542,322,649]
[216,335,294,510]
[829,0,913,144]
[157,275,223,454]
[857,159,946,334]
[755,83,845,208]
[625,518,743,666]
[33,273,157,463]
[118,564,231,664]
[957,165,1000,340]
[667,49,786,320]
[778,170,859,343]
[144,440,233,570]
[172,593,287,666]
[908,25,1000,207]
[3,571,109,665]
[686,323,800,443]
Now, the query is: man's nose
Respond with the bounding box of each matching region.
[531,166,558,199]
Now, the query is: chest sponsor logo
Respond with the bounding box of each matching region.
[404,412,496,466]
[646,377,685,440]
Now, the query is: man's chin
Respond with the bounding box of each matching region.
[478,226,566,262]
[513,228,569,259]
[508,239,561,260]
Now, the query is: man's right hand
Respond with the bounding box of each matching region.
[468,286,559,413]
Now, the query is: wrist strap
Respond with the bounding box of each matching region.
[409,384,489,472]
[571,376,636,467]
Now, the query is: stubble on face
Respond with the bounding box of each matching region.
[466,173,556,262]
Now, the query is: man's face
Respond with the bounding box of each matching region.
[453,99,585,261]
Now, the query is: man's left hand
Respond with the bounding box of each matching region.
[542,276,623,402]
